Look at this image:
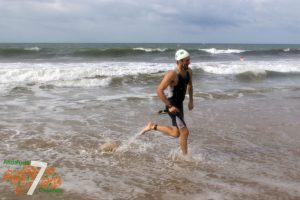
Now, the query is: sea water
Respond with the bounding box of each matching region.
[0,43,300,199]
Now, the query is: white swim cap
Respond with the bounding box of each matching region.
[175,49,190,61]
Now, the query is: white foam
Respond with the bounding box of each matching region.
[116,134,138,153]
[0,62,171,89]
[1,60,299,90]
[133,47,167,52]
[97,93,155,102]
[116,132,154,154]
[52,77,112,88]
[199,48,246,54]
[24,47,41,51]
[193,60,300,74]
[168,148,204,164]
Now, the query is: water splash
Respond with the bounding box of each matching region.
[168,148,204,164]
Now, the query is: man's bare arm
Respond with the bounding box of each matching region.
[156,70,176,106]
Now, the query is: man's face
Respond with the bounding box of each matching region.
[181,57,190,70]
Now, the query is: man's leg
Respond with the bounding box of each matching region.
[140,108,189,154]
[178,127,189,154]
[140,122,180,137]
[140,123,189,154]
[173,110,189,154]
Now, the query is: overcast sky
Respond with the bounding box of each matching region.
[0,0,299,43]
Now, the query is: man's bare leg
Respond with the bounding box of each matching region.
[140,122,179,138]
[140,122,188,154]
[139,122,154,135]
[178,127,189,155]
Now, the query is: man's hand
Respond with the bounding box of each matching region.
[188,100,194,110]
[168,106,179,114]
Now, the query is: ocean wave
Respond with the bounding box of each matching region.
[236,71,268,81]
[73,48,172,57]
[9,86,34,95]
[197,60,300,75]
[1,44,300,60]
[0,62,169,90]
[0,48,40,57]
[234,70,300,82]
[194,91,243,100]
[265,70,300,78]
[197,48,300,56]
[133,47,168,52]
[48,77,112,88]
[96,93,155,102]
[194,86,298,100]
[24,47,41,51]
[94,47,300,58]
[199,48,246,54]
[73,48,131,57]
[232,70,300,82]
[110,73,163,86]
[0,46,171,59]
[1,60,300,90]
[241,49,300,56]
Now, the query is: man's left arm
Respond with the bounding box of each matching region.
[187,68,194,110]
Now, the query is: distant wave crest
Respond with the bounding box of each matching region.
[0,47,41,57]
[24,47,41,51]
[1,45,300,59]
[199,48,246,54]
[133,47,167,52]
[198,48,300,56]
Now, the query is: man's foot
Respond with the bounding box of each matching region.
[139,122,154,135]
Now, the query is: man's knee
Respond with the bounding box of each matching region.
[173,126,180,138]
[179,127,189,138]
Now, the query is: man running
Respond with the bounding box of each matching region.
[140,49,194,155]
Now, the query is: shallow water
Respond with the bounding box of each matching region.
[1,43,300,199]
[1,87,300,199]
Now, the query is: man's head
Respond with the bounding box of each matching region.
[175,49,190,70]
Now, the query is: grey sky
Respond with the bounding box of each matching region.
[0,0,299,43]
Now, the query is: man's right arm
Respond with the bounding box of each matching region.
[156,70,175,106]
